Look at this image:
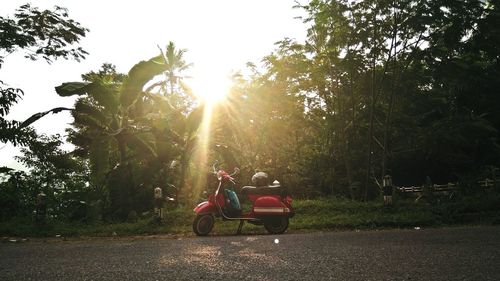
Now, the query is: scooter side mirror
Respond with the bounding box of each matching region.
[212,160,219,174]
[231,167,240,176]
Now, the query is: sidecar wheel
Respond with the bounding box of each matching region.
[264,217,289,234]
[193,214,215,236]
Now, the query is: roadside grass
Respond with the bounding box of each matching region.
[1,194,499,238]
[291,198,436,230]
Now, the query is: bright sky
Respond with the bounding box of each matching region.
[0,0,307,169]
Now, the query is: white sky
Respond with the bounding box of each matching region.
[0,0,307,169]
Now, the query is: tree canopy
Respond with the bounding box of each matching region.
[0,3,88,146]
[1,0,500,222]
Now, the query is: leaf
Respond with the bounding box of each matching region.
[72,112,107,131]
[85,82,119,112]
[74,99,107,124]
[167,110,187,136]
[185,104,205,136]
[89,136,111,186]
[55,82,89,97]
[163,127,183,144]
[127,133,157,158]
[19,107,72,128]
[0,166,14,174]
[120,55,166,108]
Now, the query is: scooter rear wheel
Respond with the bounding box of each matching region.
[263,217,289,234]
[193,214,215,236]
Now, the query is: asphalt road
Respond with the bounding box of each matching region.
[1,226,499,281]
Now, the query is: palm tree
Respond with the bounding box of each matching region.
[157,41,194,113]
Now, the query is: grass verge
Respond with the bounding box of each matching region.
[1,194,499,238]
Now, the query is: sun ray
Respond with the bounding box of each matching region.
[186,68,234,200]
[191,102,214,200]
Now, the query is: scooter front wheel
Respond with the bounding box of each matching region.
[193,214,215,236]
[263,216,289,234]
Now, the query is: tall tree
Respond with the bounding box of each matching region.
[0,3,88,145]
[56,58,166,218]
[157,41,194,113]
[58,50,205,216]
[220,0,500,199]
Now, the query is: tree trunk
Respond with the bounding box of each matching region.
[381,14,399,179]
[364,62,376,201]
[364,14,377,201]
[116,134,127,165]
[178,151,188,200]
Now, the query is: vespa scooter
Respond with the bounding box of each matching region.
[193,162,294,236]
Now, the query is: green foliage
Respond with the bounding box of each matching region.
[2,194,500,237]
[0,80,34,145]
[0,170,31,219]
[211,0,500,199]
[120,55,164,108]
[157,41,195,113]
[0,3,88,146]
[0,4,88,64]
[4,0,500,227]
[58,47,202,219]
[0,134,90,220]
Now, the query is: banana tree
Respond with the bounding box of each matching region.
[55,57,167,217]
[131,88,205,200]
[56,58,165,161]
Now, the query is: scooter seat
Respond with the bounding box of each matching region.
[241,185,285,196]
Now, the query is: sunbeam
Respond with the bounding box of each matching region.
[191,102,214,200]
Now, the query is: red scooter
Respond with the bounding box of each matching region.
[193,162,294,236]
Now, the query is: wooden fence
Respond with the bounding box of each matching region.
[395,179,497,201]
[398,179,497,193]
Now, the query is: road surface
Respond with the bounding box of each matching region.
[1,226,499,280]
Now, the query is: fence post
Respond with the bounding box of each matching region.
[383,175,393,206]
[154,187,163,221]
[35,192,47,224]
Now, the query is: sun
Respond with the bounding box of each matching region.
[186,68,234,198]
[190,71,232,105]
[188,70,232,200]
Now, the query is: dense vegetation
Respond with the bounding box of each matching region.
[1,1,499,229]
